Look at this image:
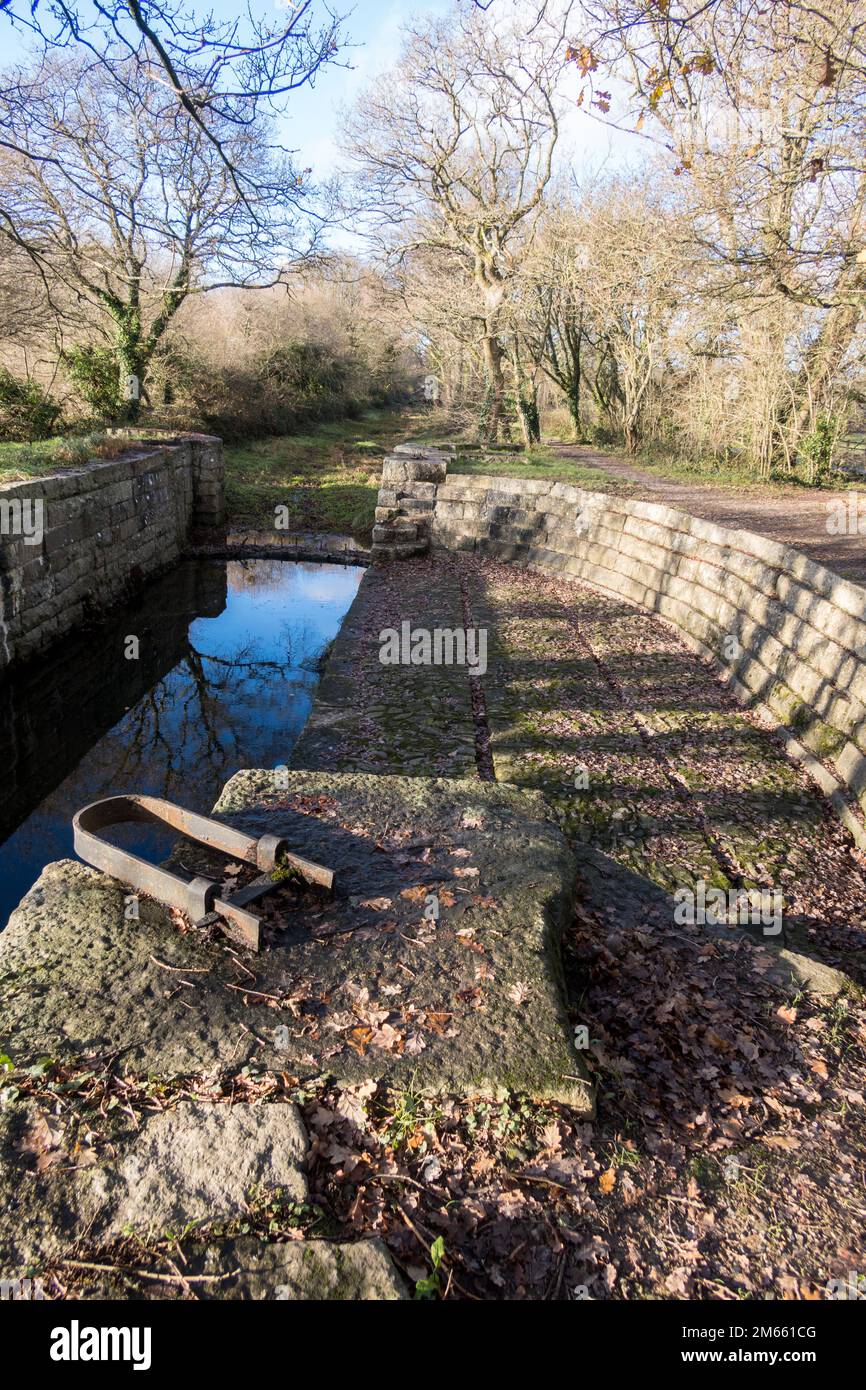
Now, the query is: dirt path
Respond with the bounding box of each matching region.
[552,444,866,584]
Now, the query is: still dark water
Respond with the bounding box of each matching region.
[0,557,363,927]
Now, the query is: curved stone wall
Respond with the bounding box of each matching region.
[408,469,866,845]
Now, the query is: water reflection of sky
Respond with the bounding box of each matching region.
[0,559,363,928]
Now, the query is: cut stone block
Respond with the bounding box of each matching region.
[392,445,449,461]
[400,497,436,513]
[382,457,447,486]
[372,522,418,544]
[72,1237,407,1301]
[105,1102,307,1236]
[0,773,592,1112]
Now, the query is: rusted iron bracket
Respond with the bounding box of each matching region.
[72,794,334,953]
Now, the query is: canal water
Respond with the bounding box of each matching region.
[0,557,363,928]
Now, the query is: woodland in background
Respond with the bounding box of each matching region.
[0,251,418,444]
[346,0,866,481]
[1,0,866,483]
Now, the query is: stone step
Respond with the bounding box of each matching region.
[382,458,448,486]
[392,444,450,459]
[372,521,419,544]
[397,506,429,526]
[400,480,438,501]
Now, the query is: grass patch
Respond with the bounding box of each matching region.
[0,433,126,484]
[223,406,429,535]
[451,444,635,495]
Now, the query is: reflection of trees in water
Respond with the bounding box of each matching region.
[0,633,317,904]
[98,634,313,803]
[0,556,363,925]
[2,632,316,879]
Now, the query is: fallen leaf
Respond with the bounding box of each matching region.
[400,885,428,902]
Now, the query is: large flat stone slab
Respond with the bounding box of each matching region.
[105,1102,307,1236]
[0,773,591,1111]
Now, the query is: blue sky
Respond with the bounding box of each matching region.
[279,0,639,182]
[1,0,640,182]
[283,0,455,177]
[0,0,454,178]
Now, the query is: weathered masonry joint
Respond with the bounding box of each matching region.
[372,442,453,562]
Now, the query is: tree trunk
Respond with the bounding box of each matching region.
[516,390,541,448]
[109,302,146,424]
[567,379,582,438]
[116,339,144,423]
[482,332,507,443]
[788,298,861,448]
[510,337,541,450]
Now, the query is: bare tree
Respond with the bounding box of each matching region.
[0,0,345,198]
[578,0,866,453]
[576,182,683,452]
[0,48,324,421]
[512,195,595,438]
[345,0,575,442]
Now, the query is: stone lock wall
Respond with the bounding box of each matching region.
[0,434,224,671]
[377,450,866,841]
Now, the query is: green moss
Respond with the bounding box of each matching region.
[812,722,847,759]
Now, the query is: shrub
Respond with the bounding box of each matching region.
[61,345,122,420]
[796,413,840,485]
[179,342,389,443]
[0,367,62,441]
[588,421,620,448]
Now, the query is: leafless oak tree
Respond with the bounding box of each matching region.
[0,0,345,199]
[578,0,866,453]
[345,0,575,441]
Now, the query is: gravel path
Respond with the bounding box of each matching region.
[552,444,866,584]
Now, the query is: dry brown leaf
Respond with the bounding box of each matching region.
[400,885,428,902]
[599,1167,617,1194]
